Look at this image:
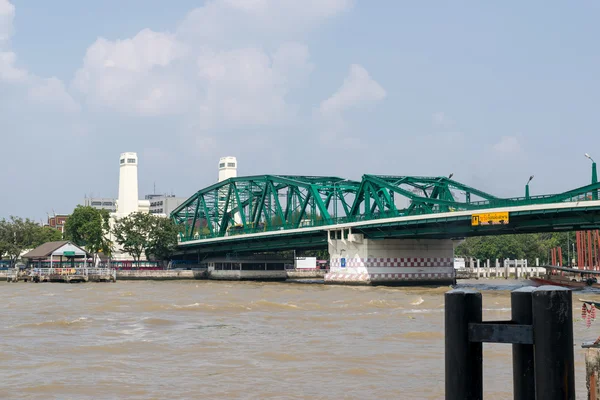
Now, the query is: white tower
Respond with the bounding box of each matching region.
[218,156,237,182]
[218,156,240,227]
[116,152,139,216]
[110,151,149,261]
[116,152,151,216]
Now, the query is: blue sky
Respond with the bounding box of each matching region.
[1,0,600,221]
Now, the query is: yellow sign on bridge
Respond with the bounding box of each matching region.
[471,211,509,226]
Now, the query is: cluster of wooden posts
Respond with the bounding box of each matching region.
[460,258,542,279]
[445,286,575,399]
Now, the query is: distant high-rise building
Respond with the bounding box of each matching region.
[145,194,187,217]
[83,197,116,212]
[47,214,69,234]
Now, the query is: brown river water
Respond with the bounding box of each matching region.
[1,279,598,399]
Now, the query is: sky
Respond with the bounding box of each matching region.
[2,0,600,221]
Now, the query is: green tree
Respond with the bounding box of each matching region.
[113,212,154,263]
[146,217,179,262]
[32,226,63,247]
[64,206,112,259]
[455,232,576,265]
[0,216,43,265]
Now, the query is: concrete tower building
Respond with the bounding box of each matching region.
[114,152,149,216]
[218,156,238,182]
[110,152,150,261]
[218,156,240,226]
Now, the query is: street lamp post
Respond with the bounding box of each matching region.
[525,175,534,200]
[585,153,598,200]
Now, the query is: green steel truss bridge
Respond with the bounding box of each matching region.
[171,174,600,255]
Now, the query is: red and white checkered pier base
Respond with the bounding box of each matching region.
[324,236,456,285]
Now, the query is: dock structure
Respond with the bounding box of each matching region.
[12,240,116,282]
[8,267,116,283]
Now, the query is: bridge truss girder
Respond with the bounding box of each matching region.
[172,173,600,242]
[171,175,359,241]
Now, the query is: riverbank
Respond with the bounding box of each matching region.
[0,269,327,282]
[116,270,206,280]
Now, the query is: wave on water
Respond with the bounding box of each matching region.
[384,331,444,341]
[251,300,302,310]
[141,317,176,326]
[454,282,532,291]
[366,299,398,308]
[399,306,511,314]
[166,302,252,312]
[258,352,304,362]
[13,317,89,329]
[410,297,424,305]
[401,308,444,314]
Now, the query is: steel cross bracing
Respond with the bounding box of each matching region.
[171,175,359,242]
[171,174,600,242]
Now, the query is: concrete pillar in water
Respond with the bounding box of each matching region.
[495,258,500,278]
[505,259,509,279]
[536,258,540,277]
[476,259,481,279]
[486,259,490,278]
[324,233,455,285]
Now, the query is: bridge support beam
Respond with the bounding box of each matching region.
[324,232,455,285]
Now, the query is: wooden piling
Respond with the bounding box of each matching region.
[587,348,600,400]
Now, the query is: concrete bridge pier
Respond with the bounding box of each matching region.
[324,229,455,285]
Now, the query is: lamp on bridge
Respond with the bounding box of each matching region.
[525,175,534,200]
[585,153,598,200]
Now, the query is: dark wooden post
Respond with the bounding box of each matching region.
[445,289,482,400]
[532,286,575,399]
[511,286,535,400]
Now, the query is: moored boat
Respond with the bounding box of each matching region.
[530,265,600,289]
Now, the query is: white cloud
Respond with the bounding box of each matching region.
[72,29,189,116]
[0,0,79,113]
[178,0,353,45]
[318,64,386,147]
[320,64,386,117]
[0,0,14,45]
[72,1,329,122]
[432,111,453,127]
[0,1,25,83]
[0,51,26,82]
[195,43,313,127]
[493,136,522,154]
[28,77,81,113]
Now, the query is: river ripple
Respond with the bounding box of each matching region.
[0,280,597,399]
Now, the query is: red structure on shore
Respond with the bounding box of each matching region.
[576,230,600,269]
